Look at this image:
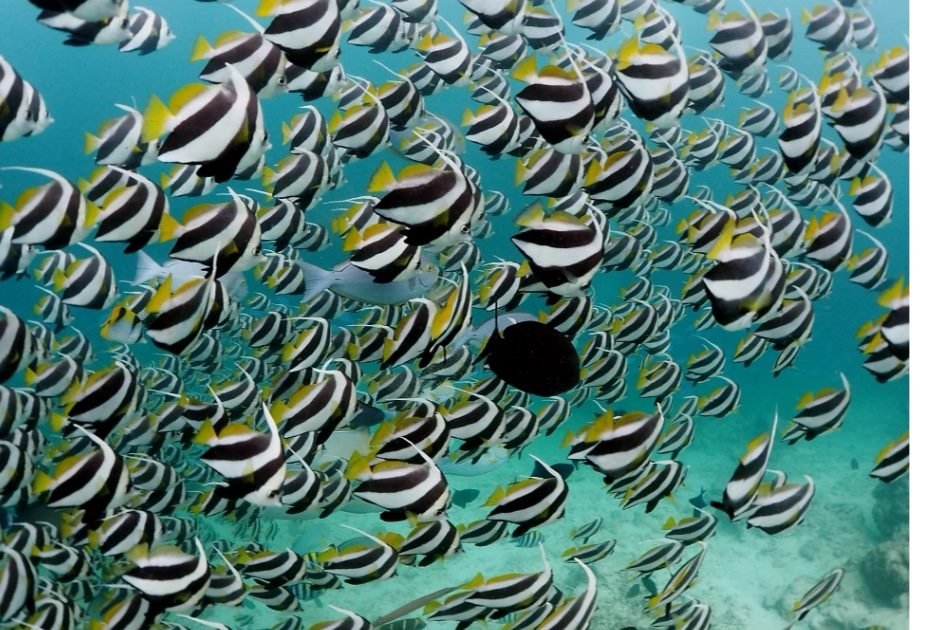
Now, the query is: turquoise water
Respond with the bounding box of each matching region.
[0,0,909,628]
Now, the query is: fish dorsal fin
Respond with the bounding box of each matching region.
[511,55,538,82]
[368,161,396,193]
[168,83,209,115]
[616,38,641,70]
[398,162,438,181]
[743,432,768,456]
[515,203,545,228]
[192,419,218,445]
[796,391,815,409]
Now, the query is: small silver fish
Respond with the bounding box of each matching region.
[300,260,439,305]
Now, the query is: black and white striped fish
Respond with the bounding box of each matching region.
[369,158,476,250]
[789,567,844,624]
[645,542,706,612]
[161,164,217,198]
[708,5,768,78]
[348,4,405,53]
[511,54,594,154]
[511,204,604,298]
[36,9,131,46]
[783,373,851,443]
[0,55,54,142]
[484,456,568,537]
[663,511,717,545]
[415,24,472,86]
[686,53,725,113]
[778,82,822,175]
[711,413,777,520]
[825,83,886,161]
[257,0,341,71]
[120,7,174,55]
[869,431,908,483]
[236,548,306,588]
[624,539,684,575]
[615,37,689,127]
[315,525,401,584]
[462,546,552,617]
[621,459,686,513]
[702,232,786,331]
[0,166,98,249]
[347,441,449,521]
[871,46,908,105]
[754,288,814,349]
[163,190,262,277]
[143,66,264,183]
[88,508,162,556]
[122,538,210,612]
[458,518,508,546]
[0,546,37,623]
[803,202,852,271]
[31,426,130,513]
[192,403,285,507]
[802,3,851,52]
[570,0,620,40]
[746,474,815,535]
[194,24,286,99]
[760,9,793,60]
[84,104,158,168]
[570,409,663,480]
[561,539,615,565]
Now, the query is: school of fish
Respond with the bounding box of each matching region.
[0,0,910,628]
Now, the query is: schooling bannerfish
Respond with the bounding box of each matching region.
[0,1,911,629]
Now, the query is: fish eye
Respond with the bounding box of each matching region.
[460,225,470,234]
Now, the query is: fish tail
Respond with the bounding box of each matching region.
[134,250,165,286]
[298,262,335,301]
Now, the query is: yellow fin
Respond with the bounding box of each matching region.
[83,131,100,155]
[705,216,735,260]
[515,203,545,228]
[169,83,209,114]
[345,450,372,481]
[190,34,213,61]
[877,276,905,308]
[616,38,641,69]
[142,95,172,143]
[144,276,174,315]
[49,412,68,432]
[255,0,281,18]
[510,55,538,82]
[368,161,396,193]
[31,470,56,494]
[192,419,217,445]
[796,391,815,409]
[126,543,150,564]
[459,572,485,590]
[158,212,184,244]
[483,485,506,507]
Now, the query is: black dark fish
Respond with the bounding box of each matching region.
[642,574,658,596]
[689,486,708,511]
[349,401,386,429]
[850,458,859,470]
[452,488,480,509]
[532,459,575,482]
[480,320,580,396]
